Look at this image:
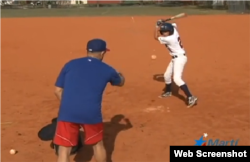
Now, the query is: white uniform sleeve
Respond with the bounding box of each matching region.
[172,23,177,28]
[158,37,166,44]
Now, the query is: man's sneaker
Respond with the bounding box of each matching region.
[158,92,172,98]
[187,96,198,108]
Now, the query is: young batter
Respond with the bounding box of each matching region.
[154,20,198,108]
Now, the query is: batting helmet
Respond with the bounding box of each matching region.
[159,23,174,35]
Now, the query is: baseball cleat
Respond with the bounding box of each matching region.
[187,96,198,108]
[158,92,172,98]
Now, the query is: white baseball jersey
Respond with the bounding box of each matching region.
[158,23,186,56]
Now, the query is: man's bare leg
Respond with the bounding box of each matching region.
[93,140,106,162]
[57,146,72,162]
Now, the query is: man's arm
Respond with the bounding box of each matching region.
[54,64,68,100]
[116,72,125,86]
[54,87,63,101]
[110,69,125,87]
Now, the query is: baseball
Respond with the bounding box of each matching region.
[10,149,16,155]
[151,55,157,59]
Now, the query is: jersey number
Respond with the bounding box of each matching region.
[165,37,184,52]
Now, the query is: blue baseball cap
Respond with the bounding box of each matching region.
[87,39,110,52]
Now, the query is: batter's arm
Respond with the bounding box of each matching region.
[154,26,161,41]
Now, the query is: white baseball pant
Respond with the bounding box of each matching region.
[164,54,187,86]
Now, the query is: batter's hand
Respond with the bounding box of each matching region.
[156,19,163,27]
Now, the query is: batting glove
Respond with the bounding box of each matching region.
[156,19,163,27]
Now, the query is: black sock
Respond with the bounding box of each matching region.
[180,84,192,98]
[165,83,172,92]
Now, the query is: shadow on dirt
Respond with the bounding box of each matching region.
[153,74,186,104]
[74,114,133,162]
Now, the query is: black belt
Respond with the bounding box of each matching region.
[172,54,186,59]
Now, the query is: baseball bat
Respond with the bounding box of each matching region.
[163,13,186,22]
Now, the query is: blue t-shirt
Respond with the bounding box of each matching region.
[55,57,121,124]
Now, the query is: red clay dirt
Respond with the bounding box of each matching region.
[1,15,250,162]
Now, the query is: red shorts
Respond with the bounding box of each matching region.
[53,121,103,147]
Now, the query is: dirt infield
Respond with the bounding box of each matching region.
[2,15,249,161]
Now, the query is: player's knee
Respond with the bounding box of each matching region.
[92,140,106,162]
[173,76,184,86]
[164,72,172,81]
[164,72,168,77]
[58,145,72,156]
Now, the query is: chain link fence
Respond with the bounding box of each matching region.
[1,0,196,8]
[227,1,250,13]
[1,1,250,13]
[195,0,250,13]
